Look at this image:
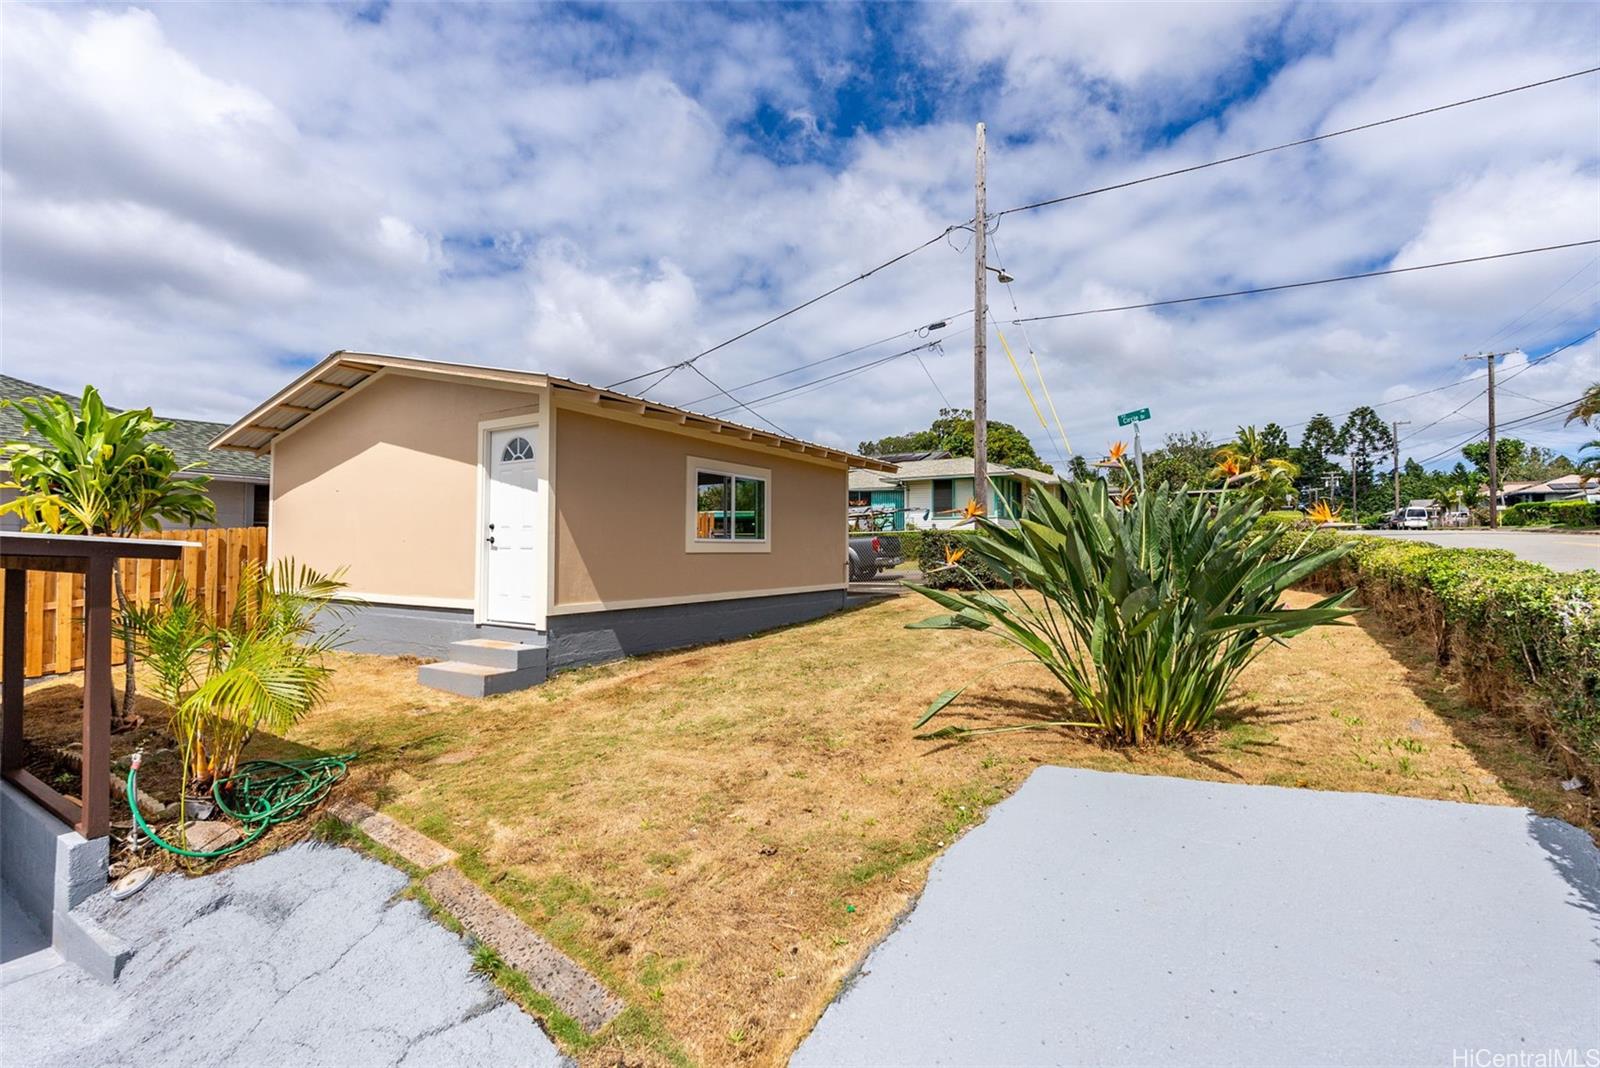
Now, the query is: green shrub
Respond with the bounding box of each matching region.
[892,528,924,564]
[909,483,1355,744]
[1264,530,1600,778]
[915,529,1006,589]
[1500,499,1599,528]
[1257,510,1307,530]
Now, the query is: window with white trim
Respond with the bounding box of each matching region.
[687,458,770,552]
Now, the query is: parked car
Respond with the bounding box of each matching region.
[1399,506,1431,530]
[847,532,906,581]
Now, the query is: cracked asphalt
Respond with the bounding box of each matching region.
[1,843,568,1068]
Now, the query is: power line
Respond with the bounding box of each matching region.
[703,339,949,417]
[1495,325,1600,387]
[913,350,953,409]
[994,66,1600,219]
[988,233,1071,460]
[607,226,961,392]
[1412,395,1586,465]
[1011,240,1600,324]
[604,68,1599,399]
[676,311,968,409]
[1480,258,1599,347]
[1400,387,1488,443]
[683,364,793,437]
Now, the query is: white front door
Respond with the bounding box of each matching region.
[484,425,541,625]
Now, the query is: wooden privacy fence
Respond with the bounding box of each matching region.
[0,527,267,679]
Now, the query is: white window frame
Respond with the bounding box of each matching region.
[685,455,771,554]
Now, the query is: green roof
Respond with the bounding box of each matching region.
[0,374,268,481]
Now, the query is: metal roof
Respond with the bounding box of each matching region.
[211,351,897,472]
[875,457,1060,484]
[1,374,270,482]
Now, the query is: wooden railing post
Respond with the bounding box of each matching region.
[80,556,112,840]
[2,567,25,775]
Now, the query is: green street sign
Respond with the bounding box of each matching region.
[1117,407,1151,427]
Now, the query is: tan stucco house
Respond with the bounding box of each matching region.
[212,351,892,693]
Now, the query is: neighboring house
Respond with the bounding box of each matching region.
[211,351,895,687]
[1498,475,1590,506]
[0,374,270,532]
[851,457,1061,528]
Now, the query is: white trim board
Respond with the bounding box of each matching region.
[335,592,475,610]
[547,583,846,616]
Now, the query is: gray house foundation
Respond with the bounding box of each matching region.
[328,588,849,684]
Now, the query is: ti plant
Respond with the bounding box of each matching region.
[908,479,1356,745]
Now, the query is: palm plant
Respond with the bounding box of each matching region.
[121,560,350,791]
[1566,383,1600,426]
[1577,439,1600,485]
[1,386,214,724]
[909,480,1355,745]
[1211,426,1301,504]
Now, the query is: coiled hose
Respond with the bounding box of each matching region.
[127,750,354,859]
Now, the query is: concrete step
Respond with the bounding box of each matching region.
[417,659,546,698]
[449,638,545,671]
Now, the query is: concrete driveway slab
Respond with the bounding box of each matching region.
[793,767,1600,1067]
[1,842,569,1068]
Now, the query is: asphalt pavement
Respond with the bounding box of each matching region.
[1,843,569,1068]
[794,767,1600,1067]
[1361,528,1597,572]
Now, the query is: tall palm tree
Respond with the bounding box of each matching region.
[1567,383,1600,426]
[2,385,214,725]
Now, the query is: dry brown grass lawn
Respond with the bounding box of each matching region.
[264,588,1584,1068]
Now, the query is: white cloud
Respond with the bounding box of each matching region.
[1,1,1596,471]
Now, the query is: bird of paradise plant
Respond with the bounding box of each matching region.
[1306,500,1341,525]
[908,480,1355,744]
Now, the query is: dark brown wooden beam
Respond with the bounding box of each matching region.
[79,556,111,840]
[4,768,80,828]
[2,568,24,776]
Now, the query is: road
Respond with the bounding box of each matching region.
[1360,529,1597,572]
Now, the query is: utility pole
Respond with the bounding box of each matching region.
[1462,351,1508,528]
[972,121,989,514]
[1392,419,1409,514]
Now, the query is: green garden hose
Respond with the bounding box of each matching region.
[126,750,355,860]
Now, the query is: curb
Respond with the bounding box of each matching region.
[327,798,623,1034]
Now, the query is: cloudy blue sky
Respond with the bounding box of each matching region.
[3,2,1597,468]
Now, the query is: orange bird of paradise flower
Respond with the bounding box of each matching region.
[943,544,966,567]
[1106,441,1128,463]
[961,498,985,521]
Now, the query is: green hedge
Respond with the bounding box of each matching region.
[1266,529,1600,779]
[914,529,1007,589]
[1500,499,1600,528]
[892,529,924,564]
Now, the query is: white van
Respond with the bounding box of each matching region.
[1400,506,1430,530]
